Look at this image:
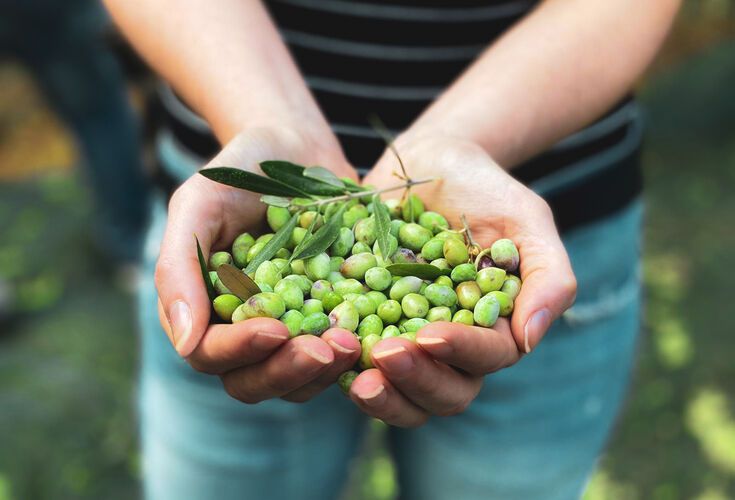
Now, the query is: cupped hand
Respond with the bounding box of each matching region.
[353,134,577,425]
[155,126,360,403]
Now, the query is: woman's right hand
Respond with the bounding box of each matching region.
[154,126,361,403]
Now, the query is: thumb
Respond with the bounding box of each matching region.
[154,177,222,357]
[510,231,577,354]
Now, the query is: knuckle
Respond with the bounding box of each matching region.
[153,255,176,289]
[187,358,217,375]
[221,375,261,404]
[436,396,472,417]
[560,274,578,306]
[263,375,295,396]
[397,413,429,429]
[280,392,314,403]
[530,192,553,218]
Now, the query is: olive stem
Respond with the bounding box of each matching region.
[303,177,438,208]
[460,214,482,257]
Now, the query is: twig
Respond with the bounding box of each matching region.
[368,115,409,180]
[303,177,437,208]
[460,214,483,257]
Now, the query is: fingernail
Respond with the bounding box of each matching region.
[524,308,551,353]
[302,347,332,365]
[327,338,356,354]
[252,330,288,350]
[169,300,192,356]
[416,337,451,355]
[358,384,386,407]
[372,346,413,375]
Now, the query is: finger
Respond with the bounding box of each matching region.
[186,317,290,374]
[154,175,227,358]
[415,319,521,376]
[511,198,578,354]
[370,338,483,416]
[220,335,334,404]
[350,369,429,428]
[281,329,361,402]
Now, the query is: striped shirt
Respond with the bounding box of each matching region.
[154,0,643,233]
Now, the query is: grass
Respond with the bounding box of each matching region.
[0,37,733,500]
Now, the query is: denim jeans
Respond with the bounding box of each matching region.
[137,139,643,499]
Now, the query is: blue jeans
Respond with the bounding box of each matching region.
[137,141,643,499]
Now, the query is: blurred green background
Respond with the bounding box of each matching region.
[0,2,734,499]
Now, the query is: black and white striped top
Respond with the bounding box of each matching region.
[154,0,643,233]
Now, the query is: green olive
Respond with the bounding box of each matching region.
[330,227,355,257]
[359,334,382,369]
[418,211,449,234]
[426,306,452,322]
[476,267,507,294]
[301,298,324,316]
[420,238,445,261]
[301,312,331,336]
[328,300,360,332]
[452,309,474,325]
[310,279,334,301]
[354,216,377,246]
[456,281,482,310]
[377,299,402,325]
[273,279,304,311]
[389,276,424,301]
[340,252,378,280]
[254,260,282,289]
[365,267,392,291]
[337,370,359,394]
[381,325,401,339]
[235,292,286,320]
[485,290,514,316]
[443,238,469,267]
[208,251,233,271]
[401,193,425,222]
[266,205,291,232]
[281,310,304,338]
[423,283,458,308]
[305,252,331,281]
[321,291,344,313]
[398,223,433,252]
[501,274,522,300]
[490,238,520,272]
[213,294,243,322]
[358,314,384,339]
[333,278,365,296]
[450,263,477,283]
[401,293,430,319]
[473,294,501,327]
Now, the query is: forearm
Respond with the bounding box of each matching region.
[409,0,681,168]
[103,0,330,145]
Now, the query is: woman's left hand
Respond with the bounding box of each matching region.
[351,134,577,427]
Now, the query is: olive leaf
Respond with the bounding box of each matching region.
[244,212,300,274]
[385,263,449,280]
[216,263,261,300]
[289,213,319,263]
[200,167,307,197]
[372,194,392,259]
[195,235,216,302]
[303,166,346,188]
[260,195,292,207]
[291,204,348,261]
[260,161,348,196]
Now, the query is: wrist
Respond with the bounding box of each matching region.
[219,124,354,179]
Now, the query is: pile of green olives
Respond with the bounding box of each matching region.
[205,193,522,393]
